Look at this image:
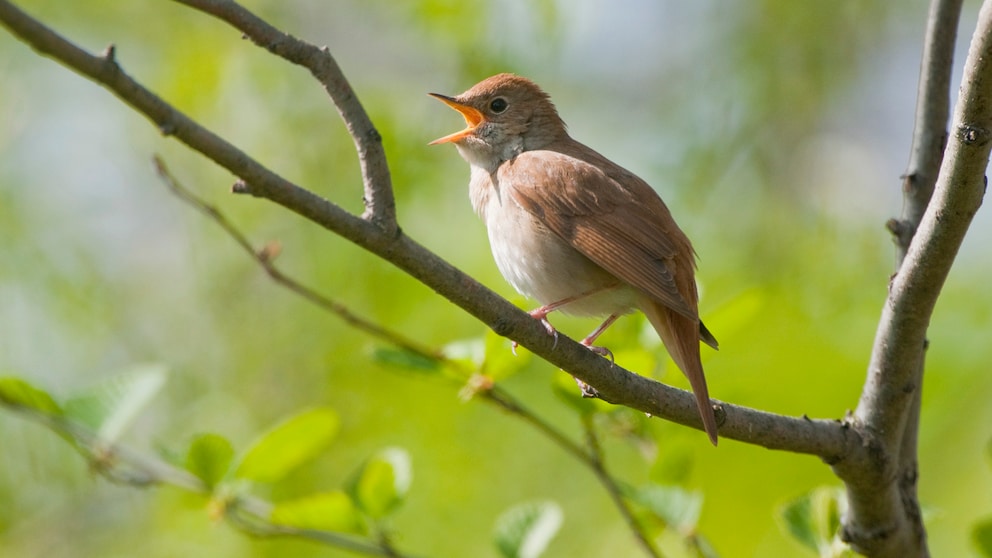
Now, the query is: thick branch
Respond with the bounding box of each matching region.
[0,0,853,457]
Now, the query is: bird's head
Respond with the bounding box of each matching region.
[429,73,567,168]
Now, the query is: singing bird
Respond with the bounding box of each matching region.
[429,74,720,445]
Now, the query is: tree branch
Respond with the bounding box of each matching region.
[0,0,856,457]
[888,0,964,262]
[841,0,986,555]
[890,1,962,555]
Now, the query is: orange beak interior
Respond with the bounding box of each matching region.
[428,93,484,145]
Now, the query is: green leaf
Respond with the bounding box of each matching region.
[493,500,563,558]
[974,517,992,557]
[63,364,167,443]
[779,487,847,556]
[270,491,367,534]
[371,347,441,374]
[185,433,234,490]
[0,377,62,415]
[442,337,486,369]
[631,483,703,534]
[351,447,412,518]
[233,407,339,483]
[781,493,817,552]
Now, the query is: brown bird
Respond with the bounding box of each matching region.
[429,74,720,445]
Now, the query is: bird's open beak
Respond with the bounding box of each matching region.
[428,93,484,145]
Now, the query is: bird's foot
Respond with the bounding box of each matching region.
[581,343,615,366]
[574,377,600,398]
[529,308,559,338]
[511,308,559,355]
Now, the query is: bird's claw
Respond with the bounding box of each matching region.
[545,323,560,350]
[510,317,560,355]
[574,377,600,398]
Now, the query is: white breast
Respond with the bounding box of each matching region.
[468,166,639,318]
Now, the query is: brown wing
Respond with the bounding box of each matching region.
[498,147,698,321]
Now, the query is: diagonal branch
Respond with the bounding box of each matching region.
[0,0,852,457]
[153,155,433,360]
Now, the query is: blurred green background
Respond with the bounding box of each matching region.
[2,0,991,556]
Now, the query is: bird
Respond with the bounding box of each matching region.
[429,73,720,445]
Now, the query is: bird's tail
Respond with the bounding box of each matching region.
[642,300,719,446]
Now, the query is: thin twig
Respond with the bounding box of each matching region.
[172,0,397,234]
[152,156,435,361]
[582,415,665,558]
[889,0,964,262]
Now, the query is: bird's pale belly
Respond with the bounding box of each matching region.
[485,197,639,317]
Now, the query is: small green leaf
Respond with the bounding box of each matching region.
[781,493,817,552]
[233,407,339,483]
[351,447,412,518]
[974,517,992,557]
[631,484,703,533]
[493,500,563,558]
[185,433,234,490]
[779,487,847,556]
[371,347,441,373]
[270,491,367,534]
[442,337,486,369]
[0,377,62,415]
[63,364,167,442]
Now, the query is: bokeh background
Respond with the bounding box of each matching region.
[2,0,991,556]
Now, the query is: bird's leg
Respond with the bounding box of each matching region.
[511,284,618,354]
[567,313,622,397]
[580,314,621,364]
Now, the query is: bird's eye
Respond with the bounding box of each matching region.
[489,97,508,113]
